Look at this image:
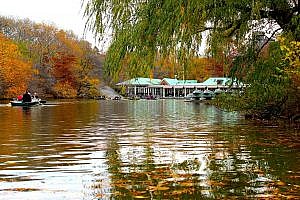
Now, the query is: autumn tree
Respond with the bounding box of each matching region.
[188,57,225,81]
[151,55,225,81]
[0,16,102,98]
[53,30,100,98]
[0,33,32,98]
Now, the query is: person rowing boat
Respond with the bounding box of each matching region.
[22,89,32,102]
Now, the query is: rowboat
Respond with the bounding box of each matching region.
[202,89,214,100]
[10,98,45,107]
[192,90,203,101]
[184,91,204,102]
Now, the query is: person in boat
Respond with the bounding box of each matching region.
[22,90,32,102]
[32,92,39,100]
[17,95,23,101]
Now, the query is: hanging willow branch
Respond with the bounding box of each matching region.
[82,0,299,81]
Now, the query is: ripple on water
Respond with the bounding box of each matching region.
[0,100,299,199]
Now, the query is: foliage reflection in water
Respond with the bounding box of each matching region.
[0,100,299,199]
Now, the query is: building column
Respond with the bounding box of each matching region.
[173,87,176,98]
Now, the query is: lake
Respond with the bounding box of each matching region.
[0,99,299,199]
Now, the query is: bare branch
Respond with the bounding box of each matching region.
[257,27,282,56]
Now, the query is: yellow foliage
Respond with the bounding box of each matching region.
[152,54,224,81]
[88,78,100,86]
[77,77,100,98]
[56,30,84,57]
[0,33,32,98]
[86,78,100,97]
[53,81,77,98]
[278,36,300,87]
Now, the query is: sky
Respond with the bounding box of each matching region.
[0,0,108,51]
[0,0,208,54]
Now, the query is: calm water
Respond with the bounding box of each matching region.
[0,100,299,199]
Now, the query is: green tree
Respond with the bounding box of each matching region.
[83,0,298,77]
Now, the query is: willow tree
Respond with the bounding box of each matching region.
[84,0,299,118]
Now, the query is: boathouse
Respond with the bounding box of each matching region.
[116,77,240,98]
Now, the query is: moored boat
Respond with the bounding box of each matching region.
[192,90,203,101]
[202,89,214,100]
[184,90,204,102]
[184,93,194,102]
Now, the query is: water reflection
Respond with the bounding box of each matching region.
[0,100,299,199]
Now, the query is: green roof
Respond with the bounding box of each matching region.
[117,77,233,86]
[117,78,161,86]
[161,78,198,85]
[201,77,231,86]
[178,80,198,84]
[161,78,178,85]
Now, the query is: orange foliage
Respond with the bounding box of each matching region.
[52,52,77,85]
[1,17,101,98]
[153,55,225,81]
[0,33,32,98]
[189,57,225,80]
